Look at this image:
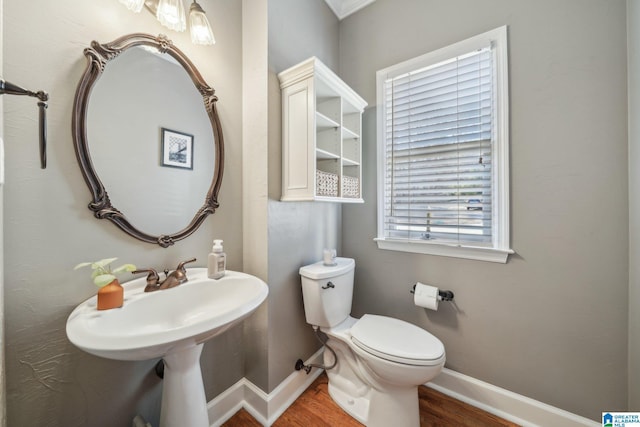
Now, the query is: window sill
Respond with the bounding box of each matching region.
[374,238,514,263]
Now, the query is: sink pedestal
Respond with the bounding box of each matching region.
[160,344,209,427]
[66,269,269,427]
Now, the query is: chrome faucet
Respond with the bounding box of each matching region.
[133,258,197,292]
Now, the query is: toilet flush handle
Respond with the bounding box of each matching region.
[322,281,335,290]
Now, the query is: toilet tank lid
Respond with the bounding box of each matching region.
[299,257,355,280]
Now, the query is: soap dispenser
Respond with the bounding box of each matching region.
[208,239,226,279]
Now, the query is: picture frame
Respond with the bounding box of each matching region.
[161,128,194,170]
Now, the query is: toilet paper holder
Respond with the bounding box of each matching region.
[410,284,455,301]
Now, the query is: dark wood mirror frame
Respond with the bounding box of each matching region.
[72,33,224,248]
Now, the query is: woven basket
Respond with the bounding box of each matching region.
[316,170,338,197]
[343,176,360,198]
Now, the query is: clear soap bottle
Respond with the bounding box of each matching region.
[208,239,226,279]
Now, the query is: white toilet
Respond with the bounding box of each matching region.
[299,257,445,427]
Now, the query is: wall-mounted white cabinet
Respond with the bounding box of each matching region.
[278,57,367,202]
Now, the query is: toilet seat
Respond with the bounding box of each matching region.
[350,314,445,366]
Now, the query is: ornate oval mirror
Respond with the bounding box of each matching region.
[72,33,223,247]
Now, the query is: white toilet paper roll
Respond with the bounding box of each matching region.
[413,282,439,311]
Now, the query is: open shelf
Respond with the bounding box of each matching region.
[342,157,360,167]
[316,111,339,130]
[279,57,367,202]
[342,127,359,140]
[317,148,340,160]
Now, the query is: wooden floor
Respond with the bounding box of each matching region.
[221,373,520,426]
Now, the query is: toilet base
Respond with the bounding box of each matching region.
[323,339,421,427]
[327,381,369,424]
[327,380,419,427]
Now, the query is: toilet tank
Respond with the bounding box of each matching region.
[299,257,355,328]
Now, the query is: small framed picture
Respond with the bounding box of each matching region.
[161,128,194,170]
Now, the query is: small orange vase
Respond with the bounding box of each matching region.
[97,279,124,310]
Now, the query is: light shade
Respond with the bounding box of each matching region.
[119,0,145,13]
[189,1,215,45]
[156,0,186,32]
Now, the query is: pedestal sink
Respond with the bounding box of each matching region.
[66,268,268,427]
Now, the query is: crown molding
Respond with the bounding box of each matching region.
[323,0,376,20]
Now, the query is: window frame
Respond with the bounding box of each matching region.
[375,26,513,263]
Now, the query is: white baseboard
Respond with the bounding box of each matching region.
[208,351,599,427]
[427,368,600,427]
[208,348,324,427]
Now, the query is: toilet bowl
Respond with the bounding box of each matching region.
[299,257,445,427]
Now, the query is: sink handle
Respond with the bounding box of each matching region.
[176,258,197,272]
[132,268,160,291]
[163,258,197,287]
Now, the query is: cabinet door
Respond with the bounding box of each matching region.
[281,78,315,201]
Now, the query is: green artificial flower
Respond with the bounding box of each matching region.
[74,258,137,287]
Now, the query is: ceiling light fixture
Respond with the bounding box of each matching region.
[118,0,215,46]
[189,1,215,45]
[156,0,186,32]
[119,0,145,13]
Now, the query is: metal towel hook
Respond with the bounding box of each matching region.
[0,79,49,169]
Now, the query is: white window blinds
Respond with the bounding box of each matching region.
[381,46,494,245]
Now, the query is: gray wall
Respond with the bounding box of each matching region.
[0,0,5,423]
[265,0,342,392]
[4,1,244,426]
[628,0,640,411]
[339,0,629,421]
[2,0,633,425]
[241,0,270,392]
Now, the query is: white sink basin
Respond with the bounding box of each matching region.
[66,268,268,427]
[67,268,268,361]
